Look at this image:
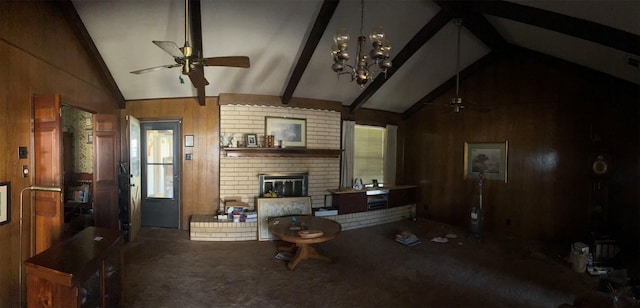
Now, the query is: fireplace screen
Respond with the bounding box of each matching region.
[258,173,308,197]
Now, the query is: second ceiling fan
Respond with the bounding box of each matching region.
[131,0,250,106]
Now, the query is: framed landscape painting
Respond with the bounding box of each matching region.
[265,117,306,148]
[464,141,508,182]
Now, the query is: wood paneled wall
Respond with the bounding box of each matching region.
[0,2,121,306]
[400,50,639,249]
[123,98,220,230]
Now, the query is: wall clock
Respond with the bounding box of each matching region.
[591,154,609,176]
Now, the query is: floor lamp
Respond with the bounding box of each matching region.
[19,185,62,308]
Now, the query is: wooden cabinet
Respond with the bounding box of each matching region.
[388,186,416,208]
[25,227,124,307]
[332,191,367,214]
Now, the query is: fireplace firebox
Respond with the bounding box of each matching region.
[258,173,308,197]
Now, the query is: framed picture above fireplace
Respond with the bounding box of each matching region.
[265,117,306,148]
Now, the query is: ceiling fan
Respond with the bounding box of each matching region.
[130,0,250,106]
[426,19,490,113]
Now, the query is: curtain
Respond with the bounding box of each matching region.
[384,124,397,185]
[340,120,355,188]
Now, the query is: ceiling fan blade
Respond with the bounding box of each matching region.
[188,68,209,88]
[130,63,181,74]
[153,40,185,58]
[203,56,250,68]
[195,85,206,106]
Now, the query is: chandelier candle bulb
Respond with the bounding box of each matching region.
[331,0,391,88]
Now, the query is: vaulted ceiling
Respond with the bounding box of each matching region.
[70,0,639,117]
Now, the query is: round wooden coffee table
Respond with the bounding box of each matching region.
[268,216,341,270]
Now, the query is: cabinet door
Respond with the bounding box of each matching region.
[388,187,416,208]
[26,273,78,307]
[334,193,367,214]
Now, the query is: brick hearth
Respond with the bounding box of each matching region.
[190,205,415,241]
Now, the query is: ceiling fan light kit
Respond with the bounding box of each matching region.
[130,0,250,104]
[331,0,392,88]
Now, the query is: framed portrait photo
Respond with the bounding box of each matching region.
[0,182,10,225]
[265,117,306,148]
[245,133,258,147]
[464,141,508,182]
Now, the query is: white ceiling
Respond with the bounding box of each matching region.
[72,0,640,113]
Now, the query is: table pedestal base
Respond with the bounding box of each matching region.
[278,243,331,270]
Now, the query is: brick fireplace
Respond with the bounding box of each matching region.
[219,104,341,211]
[191,101,416,242]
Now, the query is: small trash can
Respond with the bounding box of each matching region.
[570,250,588,272]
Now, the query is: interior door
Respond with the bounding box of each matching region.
[140,121,180,228]
[127,115,142,241]
[93,114,120,230]
[33,94,63,254]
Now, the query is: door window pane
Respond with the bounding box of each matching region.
[146,130,174,164]
[146,165,174,198]
[146,129,174,198]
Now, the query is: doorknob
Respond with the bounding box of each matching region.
[130,184,135,187]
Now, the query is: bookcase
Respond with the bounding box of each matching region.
[24,227,124,307]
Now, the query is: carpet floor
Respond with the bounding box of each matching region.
[122,218,608,307]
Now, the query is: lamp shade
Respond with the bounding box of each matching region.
[334,28,350,46]
[369,26,386,44]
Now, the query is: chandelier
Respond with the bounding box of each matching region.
[331,0,392,88]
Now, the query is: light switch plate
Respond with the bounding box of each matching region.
[19,146,28,159]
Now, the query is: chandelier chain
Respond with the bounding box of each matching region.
[456,19,462,97]
[360,0,364,36]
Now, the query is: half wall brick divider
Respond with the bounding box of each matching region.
[189,204,415,241]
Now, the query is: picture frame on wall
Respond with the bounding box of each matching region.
[185,135,194,147]
[464,141,509,182]
[265,117,306,148]
[0,182,10,225]
[245,133,258,147]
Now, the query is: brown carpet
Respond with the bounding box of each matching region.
[122,218,605,307]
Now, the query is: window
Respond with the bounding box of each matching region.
[354,125,385,186]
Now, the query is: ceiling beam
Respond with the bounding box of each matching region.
[450,0,639,55]
[58,0,125,109]
[190,0,206,106]
[434,0,509,51]
[348,9,455,113]
[402,50,502,119]
[282,0,340,105]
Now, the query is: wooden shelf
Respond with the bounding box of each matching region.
[223,147,341,158]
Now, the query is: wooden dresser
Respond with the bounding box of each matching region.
[24,227,124,307]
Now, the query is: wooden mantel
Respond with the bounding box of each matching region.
[222,148,341,158]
